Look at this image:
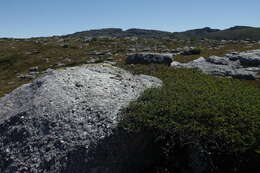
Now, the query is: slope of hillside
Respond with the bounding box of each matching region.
[207,26,260,40]
[0,32,260,173]
[172,27,221,39]
[173,26,260,40]
[66,26,260,41]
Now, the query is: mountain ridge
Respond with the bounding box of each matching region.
[65,26,260,41]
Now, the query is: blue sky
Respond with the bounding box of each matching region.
[1,0,259,38]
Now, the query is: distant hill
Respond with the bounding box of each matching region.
[67,28,125,38]
[66,26,260,41]
[67,28,172,39]
[173,26,260,40]
[124,28,172,38]
[172,27,221,40]
[206,26,260,40]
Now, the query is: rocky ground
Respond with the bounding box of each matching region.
[0,34,260,173]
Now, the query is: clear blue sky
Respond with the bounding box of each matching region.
[1,0,259,38]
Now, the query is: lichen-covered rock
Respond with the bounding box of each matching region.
[0,64,162,173]
[225,50,260,66]
[171,50,260,80]
[206,56,240,67]
[126,53,173,66]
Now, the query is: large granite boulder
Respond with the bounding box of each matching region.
[126,53,173,66]
[0,64,162,173]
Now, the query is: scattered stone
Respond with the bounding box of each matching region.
[24,50,40,55]
[88,50,111,56]
[43,68,54,73]
[55,63,66,67]
[169,49,180,53]
[128,48,136,52]
[126,53,173,66]
[106,57,114,61]
[244,67,260,72]
[103,61,117,65]
[143,47,152,52]
[83,37,94,42]
[17,74,36,79]
[125,37,138,41]
[161,49,170,53]
[29,66,39,72]
[7,82,15,85]
[86,58,101,64]
[56,39,65,43]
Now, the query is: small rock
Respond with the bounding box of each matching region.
[17,74,36,79]
[128,48,136,52]
[29,66,39,72]
[126,53,173,66]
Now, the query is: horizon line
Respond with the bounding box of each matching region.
[1,25,259,39]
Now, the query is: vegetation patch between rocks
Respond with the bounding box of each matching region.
[119,65,260,172]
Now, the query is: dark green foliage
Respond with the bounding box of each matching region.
[181,48,201,55]
[189,48,201,54]
[120,65,260,172]
[0,55,19,65]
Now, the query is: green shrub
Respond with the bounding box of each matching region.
[120,65,260,172]
[0,55,19,65]
[190,48,201,54]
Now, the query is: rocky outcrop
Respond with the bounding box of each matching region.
[0,64,162,173]
[126,53,173,66]
[171,50,260,80]
[225,50,260,66]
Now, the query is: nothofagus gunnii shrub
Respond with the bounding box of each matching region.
[120,65,260,173]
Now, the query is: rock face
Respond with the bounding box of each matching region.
[126,53,173,66]
[0,64,162,173]
[171,50,260,80]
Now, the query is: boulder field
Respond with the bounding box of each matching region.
[171,50,260,80]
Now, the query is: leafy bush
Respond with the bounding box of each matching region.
[120,65,260,172]
[0,55,19,65]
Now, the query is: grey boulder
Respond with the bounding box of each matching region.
[225,50,260,66]
[171,53,260,80]
[0,64,162,173]
[126,53,173,66]
[206,56,241,67]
